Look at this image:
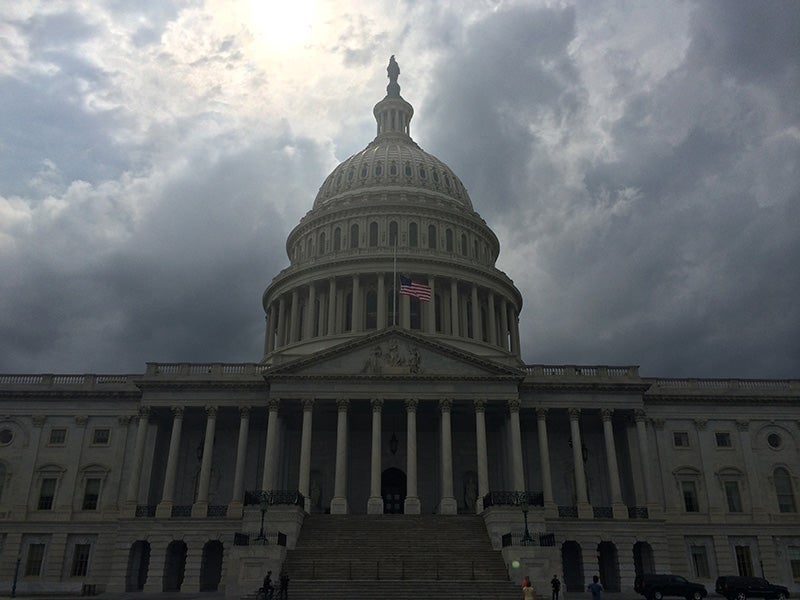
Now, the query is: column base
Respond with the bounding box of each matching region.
[155,501,173,519]
[330,497,349,515]
[191,502,208,518]
[612,503,628,520]
[438,497,458,515]
[227,501,243,519]
[543,501,558,519]
[646,504,664,519]
[577,502,593,519]
[404,496,421,515]
[367,496,384,514]
[119,501,137,519]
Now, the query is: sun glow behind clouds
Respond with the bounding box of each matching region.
[247,0,316,49]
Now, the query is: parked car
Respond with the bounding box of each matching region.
[715,576,790,600]
[635,573,708,600]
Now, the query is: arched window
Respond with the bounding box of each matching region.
[369,222,379,247]
[350,224,359,249]
[428,224,437,249]
[365,290,378,330]
[389,221,399,247]
[318,232,326,256]
[446,229,453,252]
[333,227,341,251]
[775,467,797,512]
[461,234,468,256]
[409,222,418,247]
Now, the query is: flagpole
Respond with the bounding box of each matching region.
[392,238,397,326]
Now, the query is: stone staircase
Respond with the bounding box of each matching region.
[270,514,520,600]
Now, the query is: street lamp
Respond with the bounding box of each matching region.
[520,494,534,545]
[256,491,270,544]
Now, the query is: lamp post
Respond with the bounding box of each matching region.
[256,491,270,544]
[520,494,533,545]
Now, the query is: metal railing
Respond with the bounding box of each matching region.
[244,489,305,507]
[482,491,544,508]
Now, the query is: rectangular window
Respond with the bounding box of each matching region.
[91,428,110,445]
[70,543,91,577]
[38,478,57,510]
[673,432,690,447]
[725,481,743,512]
[48,428,67,445]
[789,546,800,581]
[690,545,710,578]
[715,432,732,448]
[682,481,699,512]
[82,478,101,510]
[735,545,753,576]
[25,543,46,576]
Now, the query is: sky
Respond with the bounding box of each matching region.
[1,0,798,379]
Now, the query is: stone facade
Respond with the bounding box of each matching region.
[0,59,799,597]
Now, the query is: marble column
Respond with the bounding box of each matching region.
[470,284,480,340]
[426,276,436,333]
[192,406,217,517]
[450,279,459,336]
[125,407,151,506]
[377,273,386,329]
[289,289,300,342]
[487,292,497,345]
[327,277,337,335]
[508,399,525,492]
[156,406,184,518]
[261,399,280,492]
[266,305,276,353]
[277,296,287,346]
[500,298,509,351]
[330,399,349,514]
[404,399,421,514]
[736,420,767,519]
[367,399,384,514]
[298,399,314,512]
[439,398,458,514]
[634,410,659,516]
[569,408,592,518]
[601,409,627,519]
[228,406,250,518]
[305,283,317,338]
[351,274,361,332]
[510,308,521,356]
[474,400,489,513]
[536,408,555,513]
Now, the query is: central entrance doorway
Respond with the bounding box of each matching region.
[381,467,407,514]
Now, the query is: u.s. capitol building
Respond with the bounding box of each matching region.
[1,58,798,599]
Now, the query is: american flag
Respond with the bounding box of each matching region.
[399,275,432,302]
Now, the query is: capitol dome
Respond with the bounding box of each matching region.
[262,57,523,366]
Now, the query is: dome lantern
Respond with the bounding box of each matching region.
[373,55,414,138]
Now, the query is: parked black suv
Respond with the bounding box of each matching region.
[716,576,790,600]
[635,574,707,600]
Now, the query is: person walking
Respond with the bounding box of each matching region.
[551,574,562,600]
[587,575,603,600]
[523,575,537,600]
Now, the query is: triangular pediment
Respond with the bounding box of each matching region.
[264,328,523,380]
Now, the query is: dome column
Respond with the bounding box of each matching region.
[289,289,300,343]
[266,304,276,353]
[305,283,317,339]
[487,291,497,345]
[404,399,420,514]
[450,279,459,336]
[351,274,361,332]
[470,284,481,340]
[367,399,384,514]
[327,277,337,335]
[438,398,457,514]
[298,399,314,512]
[426,276,436,333]
[330,399,350,514]
[510,306,521,356]
[500,298,509,351]
[277,296,287,347]
[377,273,387,329]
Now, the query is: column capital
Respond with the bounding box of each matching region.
[239,406,251,418]
[171,406,185,418]
[371,398,384,411]
[693,418,707,431]
[507,398,521,412]
[137,406,151,419]
[601,408,614,421]
[337,398,350,411]
[302,398,315,411]
[568,407,581,420]
[267,398,280,411]
[735,419,750,432]
[473,399,486,413]
[651,417,665,430]
[205,406,218,418]
[119,415,134,426]
[634,409,647,422]
[405,398,418,412]
[75,415,89,427]
[535,407,548,419]
[439,398,453,412]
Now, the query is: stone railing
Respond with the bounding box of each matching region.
[482,491,544,508]
[0,373,133,387]
[144,362,264,377]
[649,378,798,391]
[524,365,640,378]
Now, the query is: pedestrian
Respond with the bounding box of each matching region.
[278,569,289,600]
[523,575,537,600]
[587,575,603,600]
[551,574,562,600]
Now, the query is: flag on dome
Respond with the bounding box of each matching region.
[399,275,431,302]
